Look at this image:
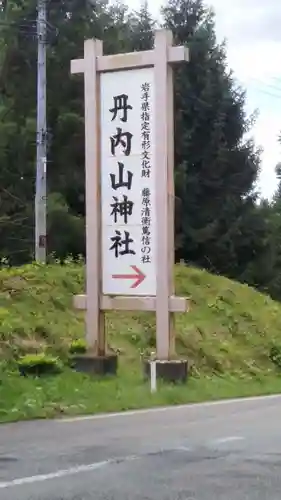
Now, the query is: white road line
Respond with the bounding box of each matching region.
[0,456,138,490]
[0,439,247,490]
[59,394,281,423]
[175,446,193,452]
[210,436,245,445]
[0,462,108,489]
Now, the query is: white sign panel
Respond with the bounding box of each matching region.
[100,68,156,296]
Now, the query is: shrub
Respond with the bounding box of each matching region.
[269,345,281,369]
[17,353,63,377]
[69,339,87,355]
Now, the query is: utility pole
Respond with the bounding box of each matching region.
[35,0,47,262]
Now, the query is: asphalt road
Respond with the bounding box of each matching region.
[1,394,281,499]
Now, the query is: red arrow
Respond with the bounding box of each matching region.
[112,265,146,289]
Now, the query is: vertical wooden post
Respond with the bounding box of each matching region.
[154,30,175,359]
[72,31,189,374]
[84,39,105,355]
[167,37,176,357]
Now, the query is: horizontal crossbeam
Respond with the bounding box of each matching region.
[73,294,189,313]
[71,45,189,75]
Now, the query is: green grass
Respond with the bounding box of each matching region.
[0,260,281,423]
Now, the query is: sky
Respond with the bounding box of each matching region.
[125,0,281,199]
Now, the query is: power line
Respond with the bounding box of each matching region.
[250,87,281,100]
[239,77,281,100]
[249,79,281,98]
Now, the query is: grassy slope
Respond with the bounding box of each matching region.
[0,262,281,422]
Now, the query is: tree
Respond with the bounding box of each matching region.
[0,0,274,293]
[126,0,155,52]
[0,0,132,262]
[162,0,265,280]
[258,162,281,300]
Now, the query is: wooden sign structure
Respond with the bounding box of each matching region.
[72,30,189,379]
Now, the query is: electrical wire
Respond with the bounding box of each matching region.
[239,77,281,100]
